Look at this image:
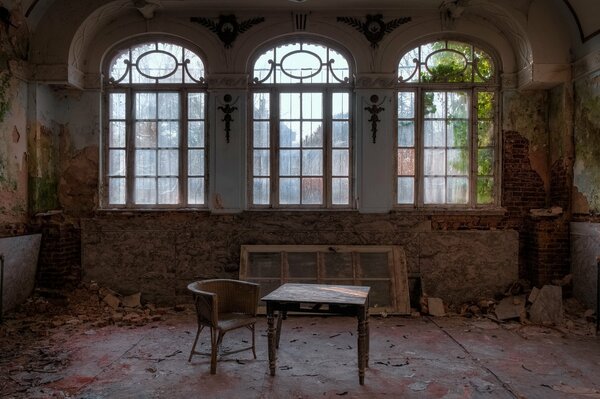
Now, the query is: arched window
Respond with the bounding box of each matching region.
[103,40,207,207]
[396,40,498,207]
[250,41,353,208]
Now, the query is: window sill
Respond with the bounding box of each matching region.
[391,206,507,216]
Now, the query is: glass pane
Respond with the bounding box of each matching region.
[253,150,270,176]
[280,121,300,147]
[447,149,468,176]
[302,93,322,119]
[158,177,178,204]
[302,122,323,147]
[424,92,445,118]
[109,51,129,83]
[280,178,300,204]
[188,177,205,205]
[188,92,205,119]
[288,252,317,278]
[478,148,494,175]
[447,92,468,119]
[397,148,415,175]
[447,120,468,147]
[302,149,323,176]
[398,121,414,147]
[302,178,323,204]
[135,92,156,119]
[424,121,445,147]
[280,149,301,176]
[184,50,205,83]
[158,93,179,119]
[109,150,126,176]
[158,149,178,175]
[332,121,349,147]
[477,177,494,204]
[424,177,445,204]
[424,149,445,175]
[478,121,494,147]
[158,122,179,147]
[253,49,274,83]
[109,122,125,147]
[328,49,350,82]
[136,150,156,175]
[110,93,126,119]
[109,178,126,204]
[135,122,157,147]
[447,177,468,204]
[477,92,495,119]
[398,48,419,82]
[188,149,205,175]
[332,149,349,176]
[398,92,415,118]
[254,92,270,119]
[254,121,270,148]
[332,92,349,119]
[253,178,270,205]
[397,177,414,204]
[188,121,204,148]
[280,93,301,119]
[474,49,494,81]
[332,178,349,205]
[135,177,156,204]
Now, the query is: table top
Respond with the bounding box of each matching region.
[261,283,370,306]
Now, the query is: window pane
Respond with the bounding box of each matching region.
[135,178,156,204]
[188,93,205,119]
[158,122,179,147]
[280,149,301,176]
[254,92,270,119]
[158,177,178,204]
[109,150,126,176]
[302,122,323,147]
[158,93,179,119]
[184,50,205,83]
[280,178,300,204]
[424,177,445,204]
[253,178,270,205]
[332,178,349,205]
[447,177,468,203]
[397,148,415,175]
[477,177,494,204]
[280,121,301,147]
[424,92,445,118]
[254,121,270,148]
[188,149,205,175]
[280,93,301,119]
[447,149,468,175]
[302,93,322,119]
[135,122,157,147]
[332,121,349,147]
[158,149,178,175]
[188,177,205,204]
[424,149,445,175]
[447,92,468,118]
[188,121,204,148]
[398,92,415,118]
[136,92,156,119]
[109,178,126,204]
[136,150,156,175]
[110,122,126,147]
[332,93,349,118]
[478,148,493,175]
[478,121,494,147]
[110,93,126,119]
[447,120,468,147]
[424,120,445,147]
[302,149,323,176]
[253,150,270,176]
[477,92,495,119]
[398,121,414,147]
[332,149,349,176]
[302,178,323,204]
[397,177,414,204]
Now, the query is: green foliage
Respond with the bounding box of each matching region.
[0,71,11,122]
[421,61,468,83]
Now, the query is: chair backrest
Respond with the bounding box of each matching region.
[188,282,218,327]
[188,279,260,320]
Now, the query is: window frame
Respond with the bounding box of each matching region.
[101,38,208,209]
[395,39,501,209]
[248,39,355,210]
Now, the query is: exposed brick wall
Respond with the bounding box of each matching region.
[0,223,29,238]
[524,216,570,286]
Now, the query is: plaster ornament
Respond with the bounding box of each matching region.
[336,14,411,48]
[191,15,265,48]
[133,0,161,19]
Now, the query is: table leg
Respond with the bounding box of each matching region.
[266,303,277,376]
[357,304,367,385]
[275,310,285,349]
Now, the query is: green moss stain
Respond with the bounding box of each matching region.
[503,90,549,150]
[28,125,60,214]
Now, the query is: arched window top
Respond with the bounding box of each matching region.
[252,41,350,85]
[398,40,496,84]
[107,40,205,85]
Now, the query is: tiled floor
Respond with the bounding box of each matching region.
[3,311,599,398]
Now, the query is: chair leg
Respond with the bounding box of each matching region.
[188,325,204,362]
[210,328,219,374]
[251,323,257,359]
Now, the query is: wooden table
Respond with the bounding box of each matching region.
[261,283,370,385]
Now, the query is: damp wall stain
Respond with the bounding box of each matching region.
[573,71,600,214]
[28,123,60,214]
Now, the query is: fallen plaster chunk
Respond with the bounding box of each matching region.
[494,295,525,321]
[529,285,563,325]
[103,293,121,310]
[427,297,445,317]
[122,292,142,308]
[529,206,563,217]
[528,287,540,303]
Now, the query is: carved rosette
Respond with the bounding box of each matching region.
[355,74,397,89]
[206,74,249,90]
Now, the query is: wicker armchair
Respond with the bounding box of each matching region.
[187,279,260,374]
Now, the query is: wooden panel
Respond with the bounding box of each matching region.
[240,245,410,314]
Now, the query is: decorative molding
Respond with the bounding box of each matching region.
[500,73,518,89]
[218,94,238,144]
[364,95,385,144]
[206,74,248,90]
[355,73,396,89]
[517,62,571,89]
[336,14,411,48]
[439,0,469,31]
[292,12,309,31]
[190,14,265,48]
[572,49,600,80]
